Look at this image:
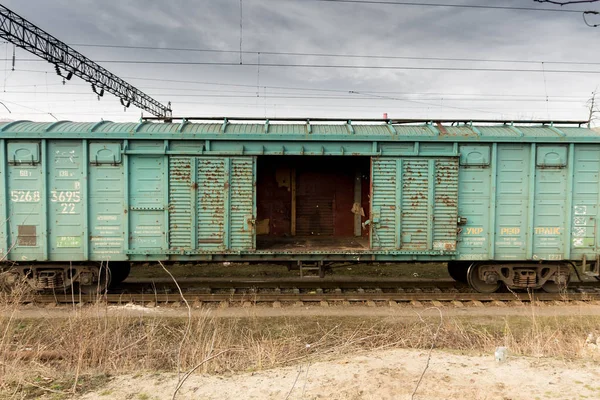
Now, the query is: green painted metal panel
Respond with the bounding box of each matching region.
[570,145,600,258]
[89,142,122,164]
[7,142,40,163]
[456,164,490,260]
[536,145,568,167]
[493,144,530,260]
[47,141,85,260]
[6,141,44,261]
[0,140,6,259]
[128,155,165,252]
[456,144,492,260]
[419,143,455,155]
[532,158,568,260]
[89,142,126,261]
[460,145,491,166]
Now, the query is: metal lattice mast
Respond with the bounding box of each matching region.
[0,4,172,119]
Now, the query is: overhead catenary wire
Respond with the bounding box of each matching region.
[0,69,592,101]
[0,90,589,103]
[308,0,589,12]
[67,43,600,67]
[7,57,600,74]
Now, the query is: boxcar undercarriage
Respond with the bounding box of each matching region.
[1,259,590,294]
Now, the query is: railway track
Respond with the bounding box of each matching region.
[15,278,600,307]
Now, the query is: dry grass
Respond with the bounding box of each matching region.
[0,278,599,398]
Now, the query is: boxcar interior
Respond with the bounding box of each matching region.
[256,156,371,251]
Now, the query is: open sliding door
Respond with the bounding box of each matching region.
[168,156,256,252]
[370,157,459,253]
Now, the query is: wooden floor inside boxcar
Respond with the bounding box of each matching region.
[256,236,369,252]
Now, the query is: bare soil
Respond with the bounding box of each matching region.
[80,348,600,400]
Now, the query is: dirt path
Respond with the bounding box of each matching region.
[81,347,600,400]
[8,303,600,319]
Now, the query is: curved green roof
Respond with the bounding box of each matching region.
[0,120,595,140]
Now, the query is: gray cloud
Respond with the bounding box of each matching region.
[0,0,597,122]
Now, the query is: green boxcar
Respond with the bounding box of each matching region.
[0,119,598,292]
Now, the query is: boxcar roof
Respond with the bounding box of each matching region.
[0,120,597,142]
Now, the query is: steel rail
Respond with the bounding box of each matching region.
[24,291,600,305]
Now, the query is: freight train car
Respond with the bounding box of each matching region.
[0,118,598,293]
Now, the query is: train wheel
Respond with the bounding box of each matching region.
[78,264,111,294]
[108,262,131,286]
[467,263,501,293]
[447,262,469,283]
[541,273,570,293]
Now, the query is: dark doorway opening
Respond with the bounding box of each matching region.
[256,156,370,251]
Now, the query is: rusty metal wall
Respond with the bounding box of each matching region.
[371,157,459,251]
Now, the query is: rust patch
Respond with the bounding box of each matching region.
[436,122,448,135]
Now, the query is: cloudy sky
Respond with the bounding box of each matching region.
[0,0,599,123]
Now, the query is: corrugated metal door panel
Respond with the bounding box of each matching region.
[230,157,256,250]
[401,159,429,250]
[372,157,459,252]
[47,141,85,261]
[6,141,44,261]
[571,145,599,257]
[494,145,529,260]
[128,155,166,252]
[370,158,397,249]
[433,159,459,251]
[169,157,193,249]
[89,142,126,261]
[197,157,226,250]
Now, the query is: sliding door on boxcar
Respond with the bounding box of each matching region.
[167,156,256,253]
[370,157,459,253]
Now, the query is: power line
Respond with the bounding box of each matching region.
[68,43,600,66]
[309,0,586,12]
[0,90,588,103]
[3,69,592,100]
[12,58,600,74]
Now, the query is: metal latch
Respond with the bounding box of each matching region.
[244,215,256,231]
